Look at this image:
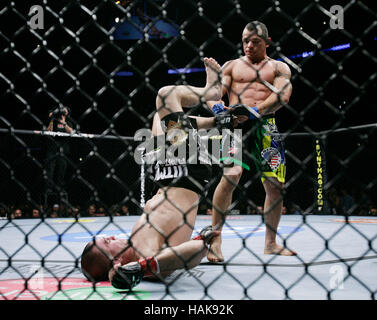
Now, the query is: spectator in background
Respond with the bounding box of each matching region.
[86,204,96,217]
[9,208,23,219]
[49,204,60,218]
[369,206,377,216]
[96,207,106,217]
[120,204,130,216]
[49,211,58,218]
[206,208,212,215]
[32,208,40,219]
[281,206,287,215]
[14,208,22,219]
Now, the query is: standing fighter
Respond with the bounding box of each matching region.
[81,58,235,289]
[207,21,296,262]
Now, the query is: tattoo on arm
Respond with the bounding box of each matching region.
[276,62,292,80]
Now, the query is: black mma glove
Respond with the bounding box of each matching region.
[111,261,144,290]
[214,110,234,130]
[230,104,260,120]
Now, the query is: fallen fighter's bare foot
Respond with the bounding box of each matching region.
[264,243,297,256]
[203,57,222,101]
[207,235,224,263]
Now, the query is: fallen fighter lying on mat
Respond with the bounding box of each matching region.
[80,57,241,289]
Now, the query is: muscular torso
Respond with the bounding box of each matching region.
[226,57,277,111]
[130,187,199,258]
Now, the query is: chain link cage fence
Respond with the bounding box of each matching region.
[0,0,376,300]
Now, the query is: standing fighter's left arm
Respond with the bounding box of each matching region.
[258,61,293,115]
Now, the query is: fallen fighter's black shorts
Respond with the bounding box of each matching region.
[148,161,212,196]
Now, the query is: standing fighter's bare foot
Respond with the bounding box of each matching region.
[264,243,297,256]
[203,57,222,101]
[207,235,224,263]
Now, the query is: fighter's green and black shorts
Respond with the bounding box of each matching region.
[243,114,286,183]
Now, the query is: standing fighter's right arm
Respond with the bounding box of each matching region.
[257,61,292,114]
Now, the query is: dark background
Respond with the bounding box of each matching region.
[0,0,376,215]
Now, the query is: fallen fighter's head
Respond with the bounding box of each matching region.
[80,236,133,282]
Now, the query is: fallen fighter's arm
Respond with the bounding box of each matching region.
[109,227,219,290]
